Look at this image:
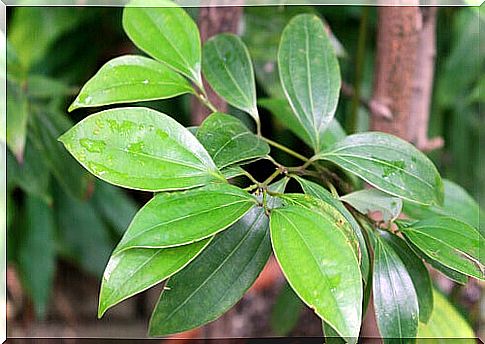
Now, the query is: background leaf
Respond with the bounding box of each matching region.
[372,233,419,342]
[60,107,223,192]
[98,238,211,317]
[123,0,202,84]
[270,282,304,336]
[203,34,259,124]
[69,55,194,111]
[32,109,90,199]
[316,132,444,206]
[55,185,113,277]
[7,138,51,204]
[278,14,341,152]
[270,203,362,339]
[403,179,480,231]
[341,189,402,223]
[6,80,28,161]
[417,288,475,343]
[115,183,256,252]
[91,180,139,236]
[17,195,56,317]
[196,113,269,169]
[149,206,271,336]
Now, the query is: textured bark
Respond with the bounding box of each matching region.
[409,8,444,151]
[371,7,422,141]
[191,3,243,125]
[371,7,442,152]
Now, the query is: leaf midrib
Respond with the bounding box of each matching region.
[120,199,252,249]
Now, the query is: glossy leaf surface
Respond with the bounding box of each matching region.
[69,55,193,111]
[202,34,259,123]
[401,217,484,280]
[316,132,444,206]
[149,206,271,335]
[381,232,433,323]
[278,192,361,264]
[196,113,269,168]
[373,234,419,342]
[123,0,202,83]
[341,189,402,222]
[59,107,223,192]
[294,177,369,281]
[278,14,341,152]
[405,239,468,285]
[270,202,362,339]
[98,238,211,317]
[115,183,257,252]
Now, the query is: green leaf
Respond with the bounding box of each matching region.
[278,14,341,152]
[341,189,402,223]
[69,55,193,111]
[403,179,479,230]
[7,80,28,161]
[9,7,87,70]
[202,34,259,125]
[7,137,51,204]
[17,195,56,317]
[380,232,433,323]
[259,98,346,151]
[316,132,444,206]
[115,183,256,253]
[323,321,349,344]
[417,289,475,343]
[123,0,202,84]
[149,205,271,336]
[32,109,90,199]
[270,282,304,336]
[55,185,114,277]
[91,181,139,235]
[400,217,484,280]
[59,107,223,192]
[404,239,468,284]
[27,75,72,99]
[270,202,362,339]
[98,238,211,317]
[294,177,369,283]
[220,165,246,180]
[196,113,269,169]
[372,233,419,342]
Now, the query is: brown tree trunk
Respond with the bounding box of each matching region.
[370,7,422,141]
[363,7,442,341]
[370,7,443,151]
[191,3,243,125]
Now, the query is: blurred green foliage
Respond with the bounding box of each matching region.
[5,5,482,327]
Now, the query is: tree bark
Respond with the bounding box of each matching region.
[409,8,444,151]
[370,7,443,151]
[191,3,243,125]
